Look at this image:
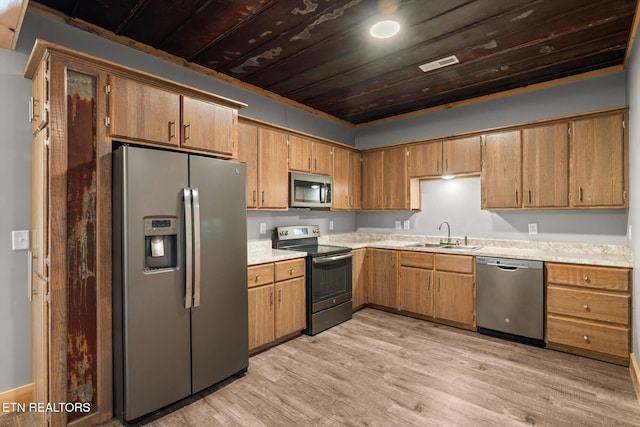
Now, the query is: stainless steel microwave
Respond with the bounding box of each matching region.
[289,172,332,208]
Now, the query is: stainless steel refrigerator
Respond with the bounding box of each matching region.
[113,145,248,422]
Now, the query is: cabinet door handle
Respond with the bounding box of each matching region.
[278,289,282,302]
[262,191,265,204]
[427,275,430,290]
[314,158,318,171]
[528,190,532,205]
[515,190,519,205]
[436,159,440,173]
[308,157,311,170]
[253,190,257,203]
[445,159,448,171]
[270,291,274,306]
[184,122,191,141]
[168,120,176,140]
[579,187,583,203]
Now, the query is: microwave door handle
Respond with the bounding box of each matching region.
[183,188,193,309]
[192,188,201,307]
[320,184,326,203]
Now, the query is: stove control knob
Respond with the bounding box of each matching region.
[313,228,319,234]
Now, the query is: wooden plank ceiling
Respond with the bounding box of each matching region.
[31,0,638,125]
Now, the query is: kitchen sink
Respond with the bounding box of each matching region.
[407,242,482,251]
[408,242,450,248]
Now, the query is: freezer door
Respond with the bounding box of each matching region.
[189,155,249,393]
[114,146,191,421]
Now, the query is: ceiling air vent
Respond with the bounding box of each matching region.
[419,55,459,73]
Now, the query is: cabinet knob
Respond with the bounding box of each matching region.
[582,303,589,310]
[583,275,589,282]
[290,268,295,274]
[583,335,589,342]
[255,274,261,281]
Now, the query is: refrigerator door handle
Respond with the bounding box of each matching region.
[192,188,201,307]
[183,187,193,309]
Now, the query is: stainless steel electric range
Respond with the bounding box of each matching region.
[273,225,353,335]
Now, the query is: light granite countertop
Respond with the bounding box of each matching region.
[248,233,632,268]
[319,233,633,268]
[247,240,306,266]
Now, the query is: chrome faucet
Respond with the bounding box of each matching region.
[439,221,451,244]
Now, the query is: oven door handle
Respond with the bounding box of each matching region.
[312,253,353,264]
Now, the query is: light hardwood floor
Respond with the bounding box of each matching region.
[128,308,640,426]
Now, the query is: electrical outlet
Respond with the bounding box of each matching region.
[12,230,30,251]
[259,223,267,234]
[528,223,538,235]
[395,220,401,230]
[403,220,410,230]
[329,220,334,231]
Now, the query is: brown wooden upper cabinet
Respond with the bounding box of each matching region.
[332,146,362,210]
[238,121,259,208]
[522,123,570,208]
[481,130,522,209]
[288,135,332,175]
[108,75,240,158]
[362,150,383,210]
[237,121,289,210]
[409,136,481,177]
[181,96,238,157]
[570,112,627,208]
[383,146,410,210]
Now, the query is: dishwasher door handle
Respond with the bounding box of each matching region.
[486,263,526,270]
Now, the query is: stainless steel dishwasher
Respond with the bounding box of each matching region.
[476,257,544,346]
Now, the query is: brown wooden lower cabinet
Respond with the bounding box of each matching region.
[398,251,434,316]
[365,249,476,330]
[433,254,476,329]
[351,249,367,310]
[247,258,306,352]
[545,262,631,365]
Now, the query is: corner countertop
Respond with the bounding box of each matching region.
[319,233,633,268]
[248,233,632,268]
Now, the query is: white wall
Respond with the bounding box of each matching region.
[626,30,640,368]
[0,48,33,391]
[357,178,629,244]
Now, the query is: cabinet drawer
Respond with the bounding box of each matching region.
[434,254,474,274]
[547,285,630,325]
[546,263,630,291]
[400,251,434,269]
[275,258,306,281]
[547,315,629,359]
[247,263,274,288]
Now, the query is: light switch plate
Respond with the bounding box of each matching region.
[403,220,410,230]
[329,220,334,230]
[259,223,267,235]
[12,230,30,251]
[528,223,538,235]
[395,221,401,230]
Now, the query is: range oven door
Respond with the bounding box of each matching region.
[310,252,352,313]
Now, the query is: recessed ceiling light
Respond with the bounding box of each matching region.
[370,20,400,39]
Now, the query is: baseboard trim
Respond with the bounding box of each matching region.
[0,383,33,416]
[630,353,640,406]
